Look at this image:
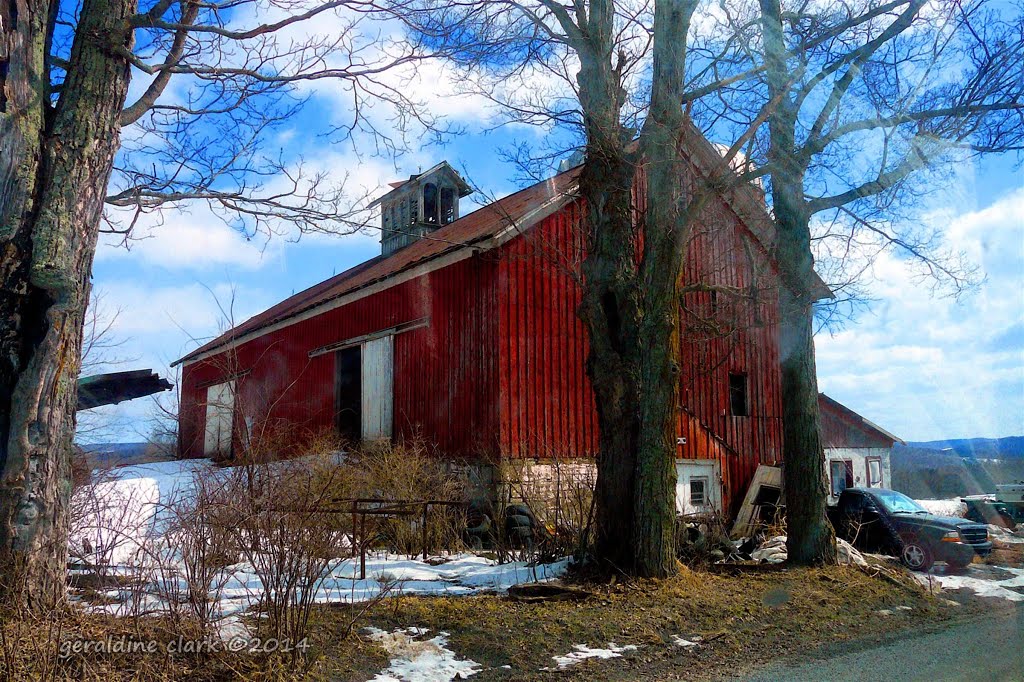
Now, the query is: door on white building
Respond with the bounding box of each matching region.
[204,381,235,458]
[675,460,722,515]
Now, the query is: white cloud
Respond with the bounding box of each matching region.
[816,187,1024,441]
[97,206,275,271]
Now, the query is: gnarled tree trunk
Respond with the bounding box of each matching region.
[571,0,646,574]
[0,0,134,611]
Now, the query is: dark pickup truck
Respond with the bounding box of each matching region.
[828,487,992,571]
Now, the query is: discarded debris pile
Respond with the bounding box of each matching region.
[675,514,745,566]
[987,523,1024,546]
[746,536,866,567]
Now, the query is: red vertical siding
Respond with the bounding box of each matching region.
[494,163,784,512]
[179,254,500,459]
[178,154,785,513]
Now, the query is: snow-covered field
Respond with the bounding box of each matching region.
[915,498,967,518]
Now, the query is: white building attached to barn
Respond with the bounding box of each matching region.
[818,393,904,503]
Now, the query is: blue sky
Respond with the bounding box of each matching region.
[81,28,1023,445]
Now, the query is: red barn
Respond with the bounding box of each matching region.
[173,132,829,515]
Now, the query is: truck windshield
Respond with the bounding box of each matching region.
[872,489,928,514]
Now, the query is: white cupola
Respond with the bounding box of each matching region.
[371,162,473,257]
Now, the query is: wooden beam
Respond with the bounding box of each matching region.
[308,317,429,358]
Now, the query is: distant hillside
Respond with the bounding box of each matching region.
[891,436,1024,499]
[905,436,1024,460]
[77,442,173,468]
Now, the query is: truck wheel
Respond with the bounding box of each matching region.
[899,535,934,572]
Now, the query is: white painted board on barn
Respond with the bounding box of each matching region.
[361,334,393,440]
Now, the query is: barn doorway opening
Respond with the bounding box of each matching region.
[335,345,362,441]
[334,335,394,443]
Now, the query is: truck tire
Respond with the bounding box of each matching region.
[899,534,934,572]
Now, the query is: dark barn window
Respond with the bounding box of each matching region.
[729,372,748,417]
[423,182,438,223]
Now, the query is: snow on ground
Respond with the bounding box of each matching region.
[203,553,572,623]
[916,498,967,518]
[73,458,571,635]
[70,459,208,565]
[916,565,1024,602]
[364,627,481,682]
[546,643,639,670]
[988,524,1024,545]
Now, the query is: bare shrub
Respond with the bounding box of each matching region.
[213,459,351,656]
[347,440,469,556]
[496,453,596,562]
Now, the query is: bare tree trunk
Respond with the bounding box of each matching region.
[778,283,835,565]
[0,0,134,610]
[630,0,698,578]
[568,0,646,573]
[576,118,641,574]
[759,0,836,566]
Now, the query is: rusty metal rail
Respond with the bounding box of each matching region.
[328,498,466,580]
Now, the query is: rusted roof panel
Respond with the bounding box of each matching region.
[175,168,581,365]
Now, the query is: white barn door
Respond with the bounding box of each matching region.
[204,381,235,457]
[361,335,393,440]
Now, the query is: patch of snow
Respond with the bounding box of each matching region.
[672,635,700,647]
[547,643,639,669]
[70,459,209,566]
[920,565,1024,602]
[364,627,481,682]
[916,498,967,518]
[987,524,1024,545]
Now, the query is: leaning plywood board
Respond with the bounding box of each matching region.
[732,464,783,538]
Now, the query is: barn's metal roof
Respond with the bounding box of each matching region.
[819,392,905,447]
[174,124,833,367]
[173,167,581,366]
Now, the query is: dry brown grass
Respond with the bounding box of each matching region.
[311,563,976,681]
[0,606,288,681]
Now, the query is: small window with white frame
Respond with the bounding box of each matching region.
[690,476,708,506]
[867,457,883,487]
